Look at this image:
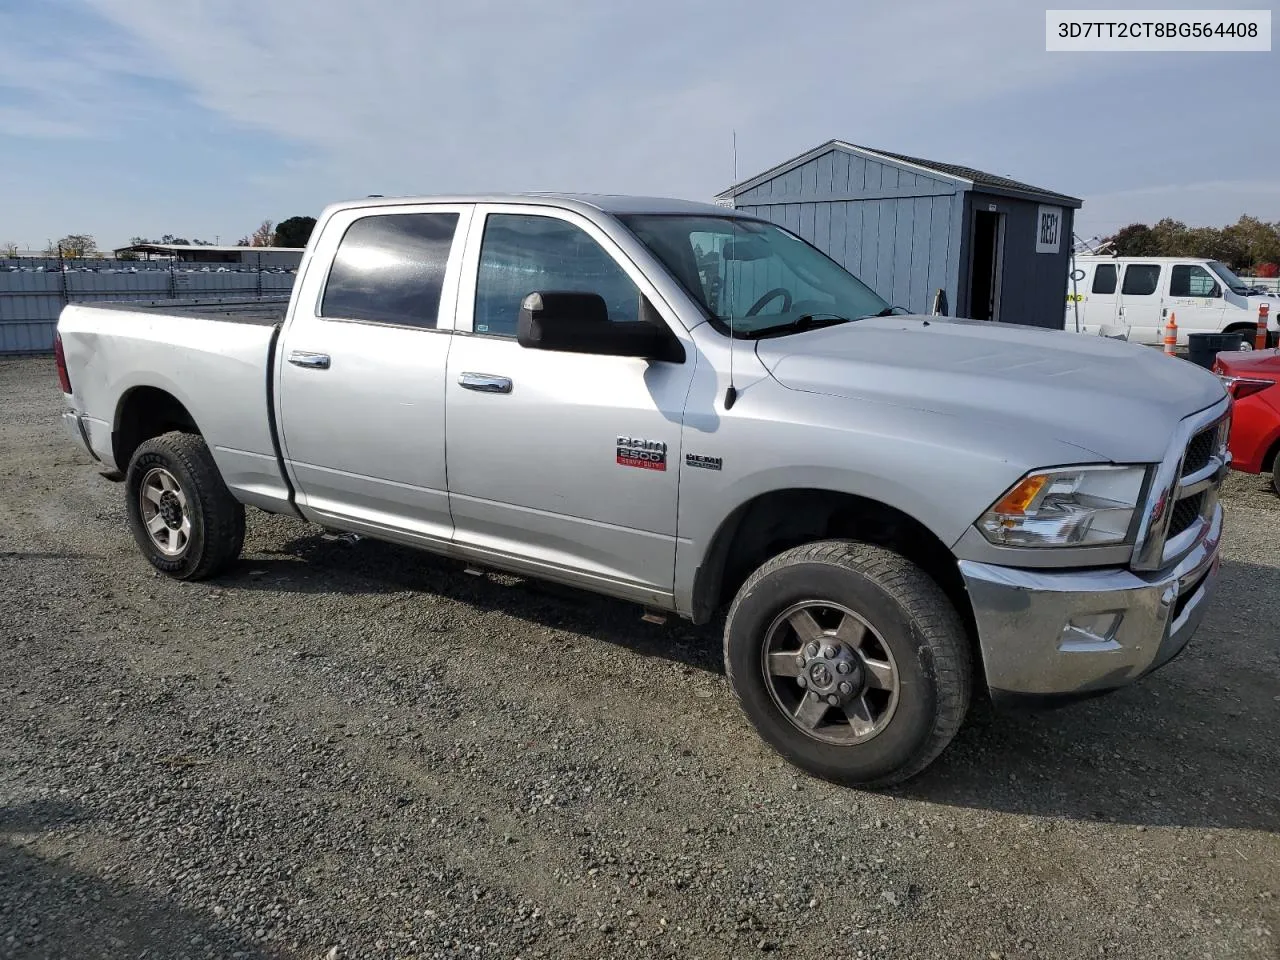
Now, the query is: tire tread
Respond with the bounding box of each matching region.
[128,431,244,580]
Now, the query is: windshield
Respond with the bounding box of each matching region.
[619,214,892,336]
[1207,260,1251,295]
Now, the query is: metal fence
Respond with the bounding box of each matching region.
[0,257,297,355]
[1241,275,1280,296]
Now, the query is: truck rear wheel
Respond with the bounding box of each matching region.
[723,540,971,788]
[124,431,244,580]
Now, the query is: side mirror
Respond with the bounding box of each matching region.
[1210,283,1222,297]
[516,291,684,363]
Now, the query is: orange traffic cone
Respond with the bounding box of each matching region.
[1257,302,1270,350]
[1163,312,1178,356]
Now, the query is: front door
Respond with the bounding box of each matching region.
[275,205,472,544]
[1118,262,1165,344]
[1167,262,1227,336]
[444,206,694,603]
[967,210,1005,321]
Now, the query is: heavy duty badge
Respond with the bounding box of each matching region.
[616,436,667,471]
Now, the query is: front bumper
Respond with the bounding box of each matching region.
[959,503,1222,704]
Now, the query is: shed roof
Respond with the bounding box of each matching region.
[717,140,1082,208]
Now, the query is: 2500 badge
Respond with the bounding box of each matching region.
[616,436,667,471]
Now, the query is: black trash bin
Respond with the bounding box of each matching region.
[1186,331,1244,369]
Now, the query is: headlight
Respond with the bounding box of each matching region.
[977,465,1147,548]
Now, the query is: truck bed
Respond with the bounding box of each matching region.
[56,297,294,516]
[81,296,290,325]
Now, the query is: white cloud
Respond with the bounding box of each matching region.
[78,0,1142,200]
[4,0,1272,243]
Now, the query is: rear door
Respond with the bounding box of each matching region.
[1118,262,1164,344]
[275,204,472,545]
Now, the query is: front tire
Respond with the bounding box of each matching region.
[724,540,971,788]
[124,431,244,580]
[1226,326,1257,352]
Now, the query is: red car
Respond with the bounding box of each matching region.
[1212,349,1280,493]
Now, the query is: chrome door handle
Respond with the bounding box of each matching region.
[458,372,512,394]
[288,351,330,370]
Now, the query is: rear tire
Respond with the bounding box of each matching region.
[124,431,244,580]
[723,539,971,788]
[1271,456,1280,497]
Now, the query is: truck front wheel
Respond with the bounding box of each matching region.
[124,431,245,580]
[724,540,971,788]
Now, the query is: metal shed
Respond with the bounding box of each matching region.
[716,140,1082,328]
[111,243,303,268]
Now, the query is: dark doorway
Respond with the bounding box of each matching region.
[967,210,1005,321]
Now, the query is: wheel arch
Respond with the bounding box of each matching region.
[113,385,203,471]
[688,487,978,655]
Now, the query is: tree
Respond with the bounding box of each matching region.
[47,234,96,257]
[273,215,316,248]
[1106,223,1159,257]
[236,237,250,247]
[2,241,17,258]
[250,220,274,247]
[1103,216,1280,273]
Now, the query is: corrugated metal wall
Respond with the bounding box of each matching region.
[730,148,963,315]
[0,260,296,354]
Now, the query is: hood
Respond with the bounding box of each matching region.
[754,315,1227,463]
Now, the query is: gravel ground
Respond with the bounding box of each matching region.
[1,353,1277,960]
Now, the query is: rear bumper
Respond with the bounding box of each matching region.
[61,410,96,459]
[61,409,114,468]
[960,503,1222,704]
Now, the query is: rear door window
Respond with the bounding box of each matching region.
[1120,264,1160,296]
[321,212,460,328]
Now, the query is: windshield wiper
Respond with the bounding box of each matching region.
[850,307,900,320]
[740,313,854,339]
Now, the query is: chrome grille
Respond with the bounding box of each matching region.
[1132,403,1230,572]
[1168,492,1205,539]
[1181,427,1217,477]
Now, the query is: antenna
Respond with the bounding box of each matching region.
[724,130,739,410]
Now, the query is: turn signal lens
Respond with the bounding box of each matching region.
[990,474,1049,516]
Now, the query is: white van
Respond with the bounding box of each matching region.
[1066,256,1280,349]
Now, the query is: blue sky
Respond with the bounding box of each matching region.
[1,0,1276,250]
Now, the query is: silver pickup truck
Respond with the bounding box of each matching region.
[56,194,1230,786]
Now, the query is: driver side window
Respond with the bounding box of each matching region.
[1170,265,1220,298]
[474,214,641,337]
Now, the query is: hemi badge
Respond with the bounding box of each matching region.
[685,454,722,471]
